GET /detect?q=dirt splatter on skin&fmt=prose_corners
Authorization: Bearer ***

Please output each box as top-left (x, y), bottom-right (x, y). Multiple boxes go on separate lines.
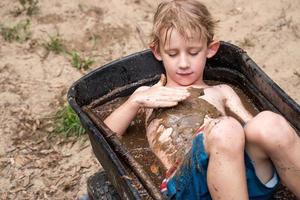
top-left (147, 87), bottom-right (222, 169)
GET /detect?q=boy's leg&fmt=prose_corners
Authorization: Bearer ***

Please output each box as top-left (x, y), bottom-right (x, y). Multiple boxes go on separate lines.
top-left (204, 116), bottom-right (248, 200)
top-left (244, 111), bottom-right (300, 198)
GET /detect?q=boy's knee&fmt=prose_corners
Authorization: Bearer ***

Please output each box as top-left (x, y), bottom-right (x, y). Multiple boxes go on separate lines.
top-left (245, 111), bottom-right (294, 151)
top-left (205, 117), bottom-right (245, 155)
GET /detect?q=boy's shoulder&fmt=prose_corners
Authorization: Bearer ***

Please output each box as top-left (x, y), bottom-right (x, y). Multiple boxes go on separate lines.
top-left (202, 83), bottom-right (237, 100)
top-left (205, 83), bottom-right (235, 92)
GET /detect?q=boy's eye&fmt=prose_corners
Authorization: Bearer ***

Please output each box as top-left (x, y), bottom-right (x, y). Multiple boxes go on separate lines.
top-left (189, 51), bottom-right (199, 56)
top-left (167, 53), bottom-right (177, 57)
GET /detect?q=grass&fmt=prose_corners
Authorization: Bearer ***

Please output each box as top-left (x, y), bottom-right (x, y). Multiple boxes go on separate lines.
top-left (54, 105), bottom-right (86, 137)
top-left (238, 37), bottom-right (255, 48)
top-left (69, 51), bottom-right (94, 70)
top-left (43, 34), bottom-right (66, 54)
top-left (0, 18), bottom-right (94, 71)
top-left (88, 32), bottom-right (100, 49)
top-left (0, 20), bottom-right (31, 42)
top-left (40, 32), bottom-right (94, 71)
top-left (12, 0), bottom-right (39, 17)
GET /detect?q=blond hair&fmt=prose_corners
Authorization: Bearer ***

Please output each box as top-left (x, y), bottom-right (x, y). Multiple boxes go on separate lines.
top-left (149, 0), bottom-right (217, 48)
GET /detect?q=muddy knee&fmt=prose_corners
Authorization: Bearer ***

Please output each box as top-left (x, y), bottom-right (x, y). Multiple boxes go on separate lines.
top-left (245, 111), bottom-right (296, 151)
top-left (205, 117), bottom-right (245, 156)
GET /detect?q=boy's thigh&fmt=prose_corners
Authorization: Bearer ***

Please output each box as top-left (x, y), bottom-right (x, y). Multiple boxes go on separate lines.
top-left (245, 141), bottom-right (274, 184)
top-left (244, 151), bottom-right (280, 199)
top-left (201, 116), bottom-right (274, 184)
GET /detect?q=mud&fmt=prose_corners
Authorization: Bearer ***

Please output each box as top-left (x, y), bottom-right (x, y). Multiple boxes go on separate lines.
top-left (93, 96), bottom-right (165, 186)
top-left (146, 87), bottom-right (222, 169)
top-left (91, 81), bottom-right (258, 186)
top-left (91, 81), bottom-right (296, 199)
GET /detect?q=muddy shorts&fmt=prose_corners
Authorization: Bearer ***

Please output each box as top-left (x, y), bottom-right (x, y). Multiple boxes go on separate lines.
top-left (160, 133), bottom-right (280, 200)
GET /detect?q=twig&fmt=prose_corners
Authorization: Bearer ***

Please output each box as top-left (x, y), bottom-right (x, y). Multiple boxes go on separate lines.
top-left (136, 25), bottom-right (147, 49)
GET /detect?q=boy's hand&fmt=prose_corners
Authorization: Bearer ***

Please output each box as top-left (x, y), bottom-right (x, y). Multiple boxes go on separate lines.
top-left (202, 115), bottom-right (221, 133)
top-left (130, 75), bottom-right (190, 108)
top-left (131, 86), bottom-right (190, 108)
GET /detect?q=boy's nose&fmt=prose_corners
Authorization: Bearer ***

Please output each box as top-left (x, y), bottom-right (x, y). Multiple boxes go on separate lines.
top-left (178, 54), bottom-right (190, 69)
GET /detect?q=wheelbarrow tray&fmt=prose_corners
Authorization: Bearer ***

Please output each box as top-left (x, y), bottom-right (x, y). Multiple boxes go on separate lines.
top-left (67, 42), bottom-right (300, 199)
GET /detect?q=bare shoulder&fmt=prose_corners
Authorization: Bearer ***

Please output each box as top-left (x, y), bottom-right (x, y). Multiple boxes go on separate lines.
top-left (203, 84), bottom-right (240, 106)
top-left (203, 84), bottom-right (235, 95)
top-left (207, 84), bottom-right (236, 95)
top-left (209, 84), bottom-right (253, 122)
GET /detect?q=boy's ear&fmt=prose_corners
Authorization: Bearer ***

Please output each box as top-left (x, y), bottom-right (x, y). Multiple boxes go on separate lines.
top-left (150, 45), bottom-right (162, 61)
top-left (206, 40), bottom-right (220, 58)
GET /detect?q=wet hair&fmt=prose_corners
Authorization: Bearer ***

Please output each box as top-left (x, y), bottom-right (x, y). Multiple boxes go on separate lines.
top-left (149, 0), bottom-right (217, 48)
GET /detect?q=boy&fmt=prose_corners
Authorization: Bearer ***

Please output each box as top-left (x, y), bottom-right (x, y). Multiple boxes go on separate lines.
top-left (104, 0), bottom-right (300, 199)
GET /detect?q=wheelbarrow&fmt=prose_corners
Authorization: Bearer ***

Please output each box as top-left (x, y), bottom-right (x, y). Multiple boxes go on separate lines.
top-left (68, 42), bottom-right (300, 199)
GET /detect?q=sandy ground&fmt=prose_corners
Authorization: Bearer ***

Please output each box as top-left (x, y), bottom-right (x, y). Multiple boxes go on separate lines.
top-left (0, 0), bottom-right (299, 199)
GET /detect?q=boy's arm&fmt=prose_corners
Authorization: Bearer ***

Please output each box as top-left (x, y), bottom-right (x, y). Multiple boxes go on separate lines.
top-left (104, 84), bottom-right (190, 136)
top-left (104, 94), bottom-right (141, 136)
top-left (220, 84), bottom-right (253, 124)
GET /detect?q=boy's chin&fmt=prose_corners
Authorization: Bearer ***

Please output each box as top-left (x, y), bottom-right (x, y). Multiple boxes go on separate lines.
top-left (168, 80), bottom-right (197, 87)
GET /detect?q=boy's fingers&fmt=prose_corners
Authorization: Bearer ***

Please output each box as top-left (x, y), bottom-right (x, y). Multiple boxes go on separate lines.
top-left (146, 100), bottom-right (178, 108)
top-left (199, 115), bottom-right (215, 134)
top-left (153, 74), bottom-right (167, 87)
top-left (134, 82), bottom-right (190, 108)
top-left (137, 97), bottom-right (180, 108)
top-left (146, 88), bottom-right (189, 100)
top-left (153, 94), bottom-right (189, 101)
top-left (204, 118), bottom-right (220, 134)
top-left (203, 115), bottom-right (214, 124)
top-left (157, 87), bottom-right (190, 95)
top-left (136, 86), bottom-right (188, 96)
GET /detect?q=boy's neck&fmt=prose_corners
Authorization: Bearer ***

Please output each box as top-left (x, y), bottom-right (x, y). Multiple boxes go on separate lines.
top-left (166, 80), bottom-right (208, 88)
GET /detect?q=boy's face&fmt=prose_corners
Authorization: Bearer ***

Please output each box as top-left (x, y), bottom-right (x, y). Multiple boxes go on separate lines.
top-left (152, 29), bottom-right (219, 87)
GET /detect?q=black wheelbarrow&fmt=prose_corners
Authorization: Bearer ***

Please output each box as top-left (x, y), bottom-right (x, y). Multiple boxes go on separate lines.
top-left (68, 42), bottom-right (300, 200)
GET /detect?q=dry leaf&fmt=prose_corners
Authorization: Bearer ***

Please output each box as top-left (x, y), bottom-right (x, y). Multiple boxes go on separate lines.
top-left (80, 161), bottom-right (91, 169)
top-left (14, 155), bottom-right (29, 168)
top-left (23, 175), bottom-right (31, 188)
top-left (40, 149), bottom-right (54, 155)
top-left (150, 164), bottom-right (159, 174)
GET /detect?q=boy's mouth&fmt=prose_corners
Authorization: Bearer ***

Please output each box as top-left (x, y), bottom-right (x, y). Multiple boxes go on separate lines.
top-left (176, 72), bottom-right (193, 76)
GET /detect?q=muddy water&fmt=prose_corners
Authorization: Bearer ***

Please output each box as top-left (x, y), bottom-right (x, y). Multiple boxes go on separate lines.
top-left (92, 81), bottom-right (259, 187)
top-left (92, 97), bottom-right (166, 186)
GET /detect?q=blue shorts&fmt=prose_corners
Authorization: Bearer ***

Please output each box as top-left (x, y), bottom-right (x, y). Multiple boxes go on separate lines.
top-left (161, 134), bottom-right (279, 200)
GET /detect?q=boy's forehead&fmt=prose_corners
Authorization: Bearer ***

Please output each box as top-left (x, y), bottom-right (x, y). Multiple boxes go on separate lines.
top-left (159, 28), bottom-right (205, 47)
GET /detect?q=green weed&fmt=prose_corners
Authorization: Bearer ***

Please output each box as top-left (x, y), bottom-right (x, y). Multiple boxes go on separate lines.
top-left (69, 51), bottom-right (94, 70)
top-left (54, 105), bottom-right (86, 137)
top-left (43, 34), bottom-right (65, 54)
top-left (0, 20), bottom-right (31, 42)
top-left (12, 0), bottom-right (39, 17)
top-left (88, 32), bottom-right (100, 49)
top-left (238, 37), bottom-right (255, 48)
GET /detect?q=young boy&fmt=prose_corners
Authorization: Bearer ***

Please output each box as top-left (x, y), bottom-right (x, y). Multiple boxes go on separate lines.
top-left (104, 0), bottom-right (300, 199)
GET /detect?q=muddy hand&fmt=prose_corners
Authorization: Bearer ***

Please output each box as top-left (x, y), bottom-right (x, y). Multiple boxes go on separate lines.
top-left (200, 115), bottom-right (221, 134)
top-left (130, 75), bottom-right (190, 108)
